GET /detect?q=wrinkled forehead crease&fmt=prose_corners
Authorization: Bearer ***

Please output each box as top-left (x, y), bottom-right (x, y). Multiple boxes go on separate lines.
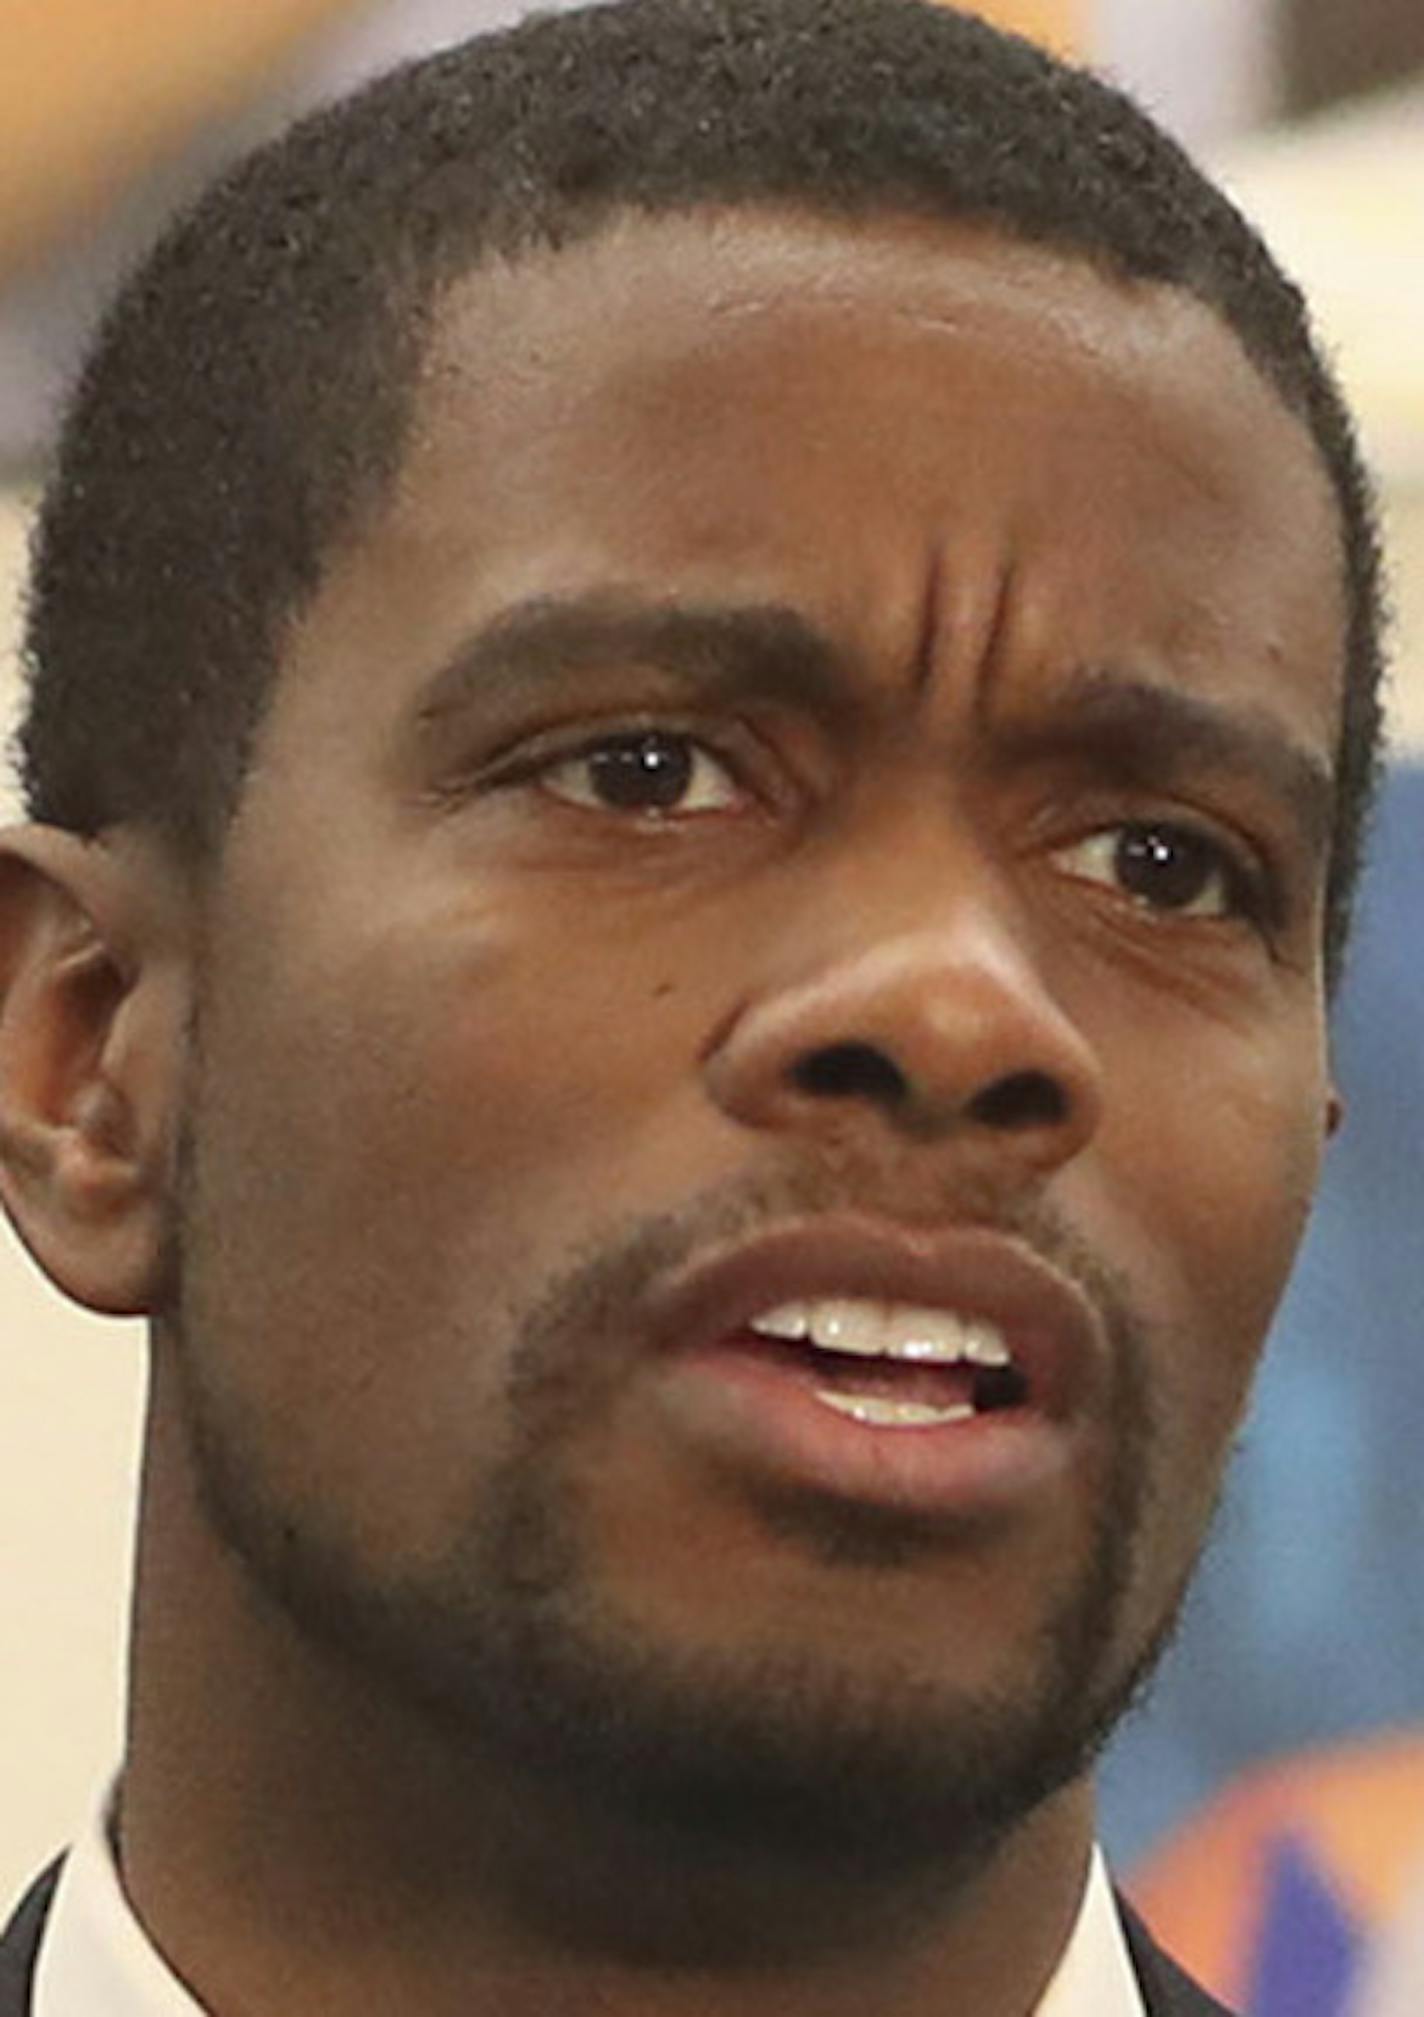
top-left (401, 209), bottom-right (1344, 602)
top-left (390, 210), bottom-right (1340, 609)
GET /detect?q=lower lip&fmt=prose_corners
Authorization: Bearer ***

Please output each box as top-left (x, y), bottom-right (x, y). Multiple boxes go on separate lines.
top-left (655, 1333), bottom-right (1079, 1521)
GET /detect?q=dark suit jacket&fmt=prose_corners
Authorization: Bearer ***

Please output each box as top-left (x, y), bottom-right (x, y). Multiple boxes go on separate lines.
top-left (0, 1865), bottom-right (58, 2017)
top-left (0, 1859), bottom-right (1232, 2015)
top-left (1121, 1898), bottom-right (1235, 2017)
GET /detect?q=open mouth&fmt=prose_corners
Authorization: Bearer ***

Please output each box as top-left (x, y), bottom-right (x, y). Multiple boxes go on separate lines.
top-left (745, 1297), bottom-right (1032, 1429)
top-left (642, 1221), bottom-right (1098, 1514)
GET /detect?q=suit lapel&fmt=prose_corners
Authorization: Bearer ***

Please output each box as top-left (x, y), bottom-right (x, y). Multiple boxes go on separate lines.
top-left (0, 1863), bottom-right (62, 2017)
top-left (1119, 1892), bottom-right (1238, 2016)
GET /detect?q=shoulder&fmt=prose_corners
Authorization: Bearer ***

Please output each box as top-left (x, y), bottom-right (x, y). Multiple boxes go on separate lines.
top-left (0, 1863), bottom-right (62, 2017)
top-left (1119, 1893), bottom-right (1239, 2017)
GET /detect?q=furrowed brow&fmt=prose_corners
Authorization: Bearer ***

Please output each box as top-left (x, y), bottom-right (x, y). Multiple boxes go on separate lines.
top-left (997, 668), bottom-right (1336, 859)
top-left (414, 593), bottom-right (855, 726)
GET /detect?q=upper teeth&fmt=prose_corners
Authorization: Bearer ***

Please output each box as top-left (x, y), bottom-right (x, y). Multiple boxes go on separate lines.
top-left (748, 1298), bottom-right (1012, 1367)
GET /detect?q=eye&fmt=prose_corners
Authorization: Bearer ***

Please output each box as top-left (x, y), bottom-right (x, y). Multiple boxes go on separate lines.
top-left (538, 731), bottom-right (742, 816)
top-left (1055, 821), bottom-right (1255, 920)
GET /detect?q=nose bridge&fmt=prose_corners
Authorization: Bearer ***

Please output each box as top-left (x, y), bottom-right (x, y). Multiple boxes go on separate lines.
top-left (703, 842), bottom-right (1104, 1172)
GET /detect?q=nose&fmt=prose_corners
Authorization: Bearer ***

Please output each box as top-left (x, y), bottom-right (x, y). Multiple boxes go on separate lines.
top-left (704, 913), bottom-right (1103, 1179)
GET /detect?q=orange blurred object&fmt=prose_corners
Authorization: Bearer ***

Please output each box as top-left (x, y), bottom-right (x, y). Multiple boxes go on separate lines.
top-left (1128, 1734), bottom-right (1424, 2011)
top-left (1, 0), bottom-right (363, 276)
top-left (936, 0), bottom-right (1082, 54)
top-left (0, 0), bottom-right (1087, 282)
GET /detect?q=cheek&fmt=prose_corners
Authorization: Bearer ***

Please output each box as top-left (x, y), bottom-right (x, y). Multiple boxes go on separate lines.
top-left (203, 884), bottom-right (697, 1189)
top-left (179, 904), bottom-right (725, 1537)
top-left (1101, 1017), bottom-right (1327, 1445)
top-left (1056, 1013), bottom-right (1328, 1639)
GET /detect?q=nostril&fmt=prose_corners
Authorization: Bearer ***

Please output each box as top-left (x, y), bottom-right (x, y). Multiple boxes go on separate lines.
top-left (792, 1041), bottom-right (909, 1107)
top-left (966, 1069), bottom-right (1069, 1132)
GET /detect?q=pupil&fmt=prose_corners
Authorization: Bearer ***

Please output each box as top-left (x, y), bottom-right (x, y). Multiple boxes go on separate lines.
top-left (588, 735), bottom-right (692, 810)
top-left (1117, 826), bottom-right (1212, 908)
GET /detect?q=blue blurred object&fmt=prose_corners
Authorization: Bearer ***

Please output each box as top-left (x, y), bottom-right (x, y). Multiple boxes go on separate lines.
top-left (1102, 761), bottom-right (1424, 1865)
top-left (1249, 1833), bottom-right (1362, 2017)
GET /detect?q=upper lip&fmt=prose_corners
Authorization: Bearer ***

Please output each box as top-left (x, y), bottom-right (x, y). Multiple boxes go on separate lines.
top-left (644, 1215), bottom-right (1109, 1419)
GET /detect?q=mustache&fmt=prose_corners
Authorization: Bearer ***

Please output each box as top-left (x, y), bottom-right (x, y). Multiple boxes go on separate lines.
top-left (507, 1158), bottom-right (1149, 1423)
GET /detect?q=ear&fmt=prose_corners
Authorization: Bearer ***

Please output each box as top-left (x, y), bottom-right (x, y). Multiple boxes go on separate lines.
top-left (0, 824), bottom-right (193, 1316)
top-left (1326, 1083), bottom-right (1344, 1140)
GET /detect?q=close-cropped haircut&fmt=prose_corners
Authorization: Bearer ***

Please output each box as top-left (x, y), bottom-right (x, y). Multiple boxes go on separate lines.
top-left (20, 0), bottom-right (1384, 978)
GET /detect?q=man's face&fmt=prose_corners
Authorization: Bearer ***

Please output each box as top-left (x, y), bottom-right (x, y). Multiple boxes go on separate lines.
top-left (165, 210), bottom-right (1342, 1863)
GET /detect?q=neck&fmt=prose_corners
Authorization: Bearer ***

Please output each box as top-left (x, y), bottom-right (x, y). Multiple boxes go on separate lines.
top-left (119, 1384), bottom-right (1100, 2017)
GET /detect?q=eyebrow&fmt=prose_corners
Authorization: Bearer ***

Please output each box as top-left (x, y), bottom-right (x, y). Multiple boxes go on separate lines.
top-left (414, 592), bottom-right (858, 728)
top-left (994, 667), bottom-right (1337, 859)
top-left (412, 593), bottom-right (1336, 854)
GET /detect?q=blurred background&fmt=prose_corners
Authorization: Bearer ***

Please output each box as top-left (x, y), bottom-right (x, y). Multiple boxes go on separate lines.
top-left (1, 4), bottom-right (1421, 2010)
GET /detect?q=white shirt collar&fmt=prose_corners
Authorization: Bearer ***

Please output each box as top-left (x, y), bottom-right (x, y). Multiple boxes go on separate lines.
top-left (33, 1796), bottom-right (202, 2017)
top-left (1038, 1846), bottom-right (1148, 2017)
top-left (35, 1789), bottom-right (1144, 2016)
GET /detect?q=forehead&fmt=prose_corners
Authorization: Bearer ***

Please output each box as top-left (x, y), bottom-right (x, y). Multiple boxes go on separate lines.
top-left (289, 206), bottom-right (1343, 763)
top-left (409, 205), bottom-right (1331, 512)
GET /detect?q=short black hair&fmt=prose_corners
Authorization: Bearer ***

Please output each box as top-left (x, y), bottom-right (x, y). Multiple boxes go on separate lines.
top-left (20, 0), bottom-right (1384, 978)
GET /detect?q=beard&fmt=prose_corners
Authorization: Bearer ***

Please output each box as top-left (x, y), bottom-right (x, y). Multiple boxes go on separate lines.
top-left (164, 1133), bottom-right (1184, 1935)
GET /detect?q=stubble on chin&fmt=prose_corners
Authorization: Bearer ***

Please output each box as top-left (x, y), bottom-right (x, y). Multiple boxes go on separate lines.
top-left (167, 1152), bottom-right (1193, 1903)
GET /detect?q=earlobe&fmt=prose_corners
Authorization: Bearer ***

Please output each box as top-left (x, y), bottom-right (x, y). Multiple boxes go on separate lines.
top-left (0, 824), bottom-right (191, 1317)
